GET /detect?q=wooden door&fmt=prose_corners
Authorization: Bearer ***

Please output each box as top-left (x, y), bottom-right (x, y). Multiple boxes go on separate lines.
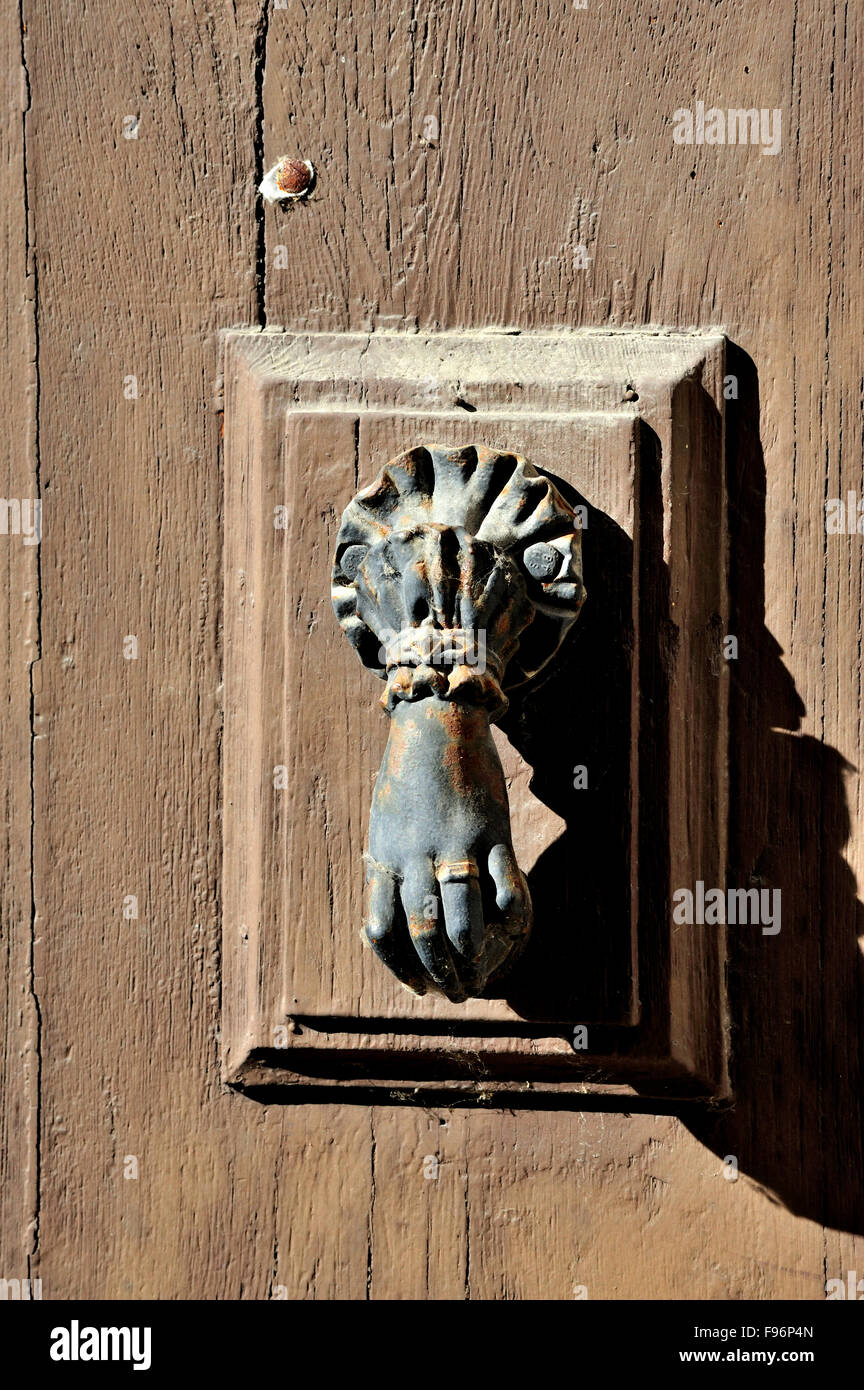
top-left (2, 0), bottom-right (863, 1302)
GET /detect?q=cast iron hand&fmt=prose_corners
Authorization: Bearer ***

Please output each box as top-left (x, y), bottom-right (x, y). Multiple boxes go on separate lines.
top-left (332, 445), bottom-right (585, 1001)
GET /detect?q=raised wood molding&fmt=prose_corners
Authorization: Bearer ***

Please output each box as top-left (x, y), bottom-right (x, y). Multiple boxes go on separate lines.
top-left (222, 329), bottom-right (730, 1103)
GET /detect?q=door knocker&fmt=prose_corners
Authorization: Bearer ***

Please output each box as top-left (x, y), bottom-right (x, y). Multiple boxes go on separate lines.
top-left (332, 444), bottom-right (585, 1001)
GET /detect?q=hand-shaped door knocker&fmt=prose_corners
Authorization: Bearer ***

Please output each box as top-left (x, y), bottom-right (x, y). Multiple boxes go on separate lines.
top-left (331, 445), bottom-right (585, 1001)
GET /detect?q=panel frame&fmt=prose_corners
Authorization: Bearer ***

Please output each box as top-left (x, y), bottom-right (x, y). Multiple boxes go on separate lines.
top-left (222, 328), bottom-right (730, 1103)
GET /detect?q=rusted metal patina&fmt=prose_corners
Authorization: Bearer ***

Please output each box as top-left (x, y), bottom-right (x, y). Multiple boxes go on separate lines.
top-left (332, 444), bottom-right (585, 1001)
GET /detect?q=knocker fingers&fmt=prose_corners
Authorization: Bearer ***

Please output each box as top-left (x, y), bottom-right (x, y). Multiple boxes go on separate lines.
top-left (437, 859), bottom-right (485, 962)
top-left (362, 855), bottom-right (428, 995)
top-left (487, 843), bottom-right (532, 943)
top-left (399, 858), bottom-right (464, 1000)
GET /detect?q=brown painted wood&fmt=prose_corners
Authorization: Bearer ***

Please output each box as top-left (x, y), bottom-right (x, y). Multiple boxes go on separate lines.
top-left (0, 0), bottom-right (40, 1293)
top-left (1, 0), bottom-right (862, 1301)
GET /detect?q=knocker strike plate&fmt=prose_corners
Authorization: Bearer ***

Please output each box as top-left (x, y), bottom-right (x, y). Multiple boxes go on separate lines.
top-left (221, 329), bottom-right (729, 1104)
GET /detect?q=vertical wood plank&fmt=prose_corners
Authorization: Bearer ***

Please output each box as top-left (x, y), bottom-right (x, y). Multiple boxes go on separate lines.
top-left (24, 0), bottom-right (281, 1298)
top-left (0, 0), bottom-right (40, 1288)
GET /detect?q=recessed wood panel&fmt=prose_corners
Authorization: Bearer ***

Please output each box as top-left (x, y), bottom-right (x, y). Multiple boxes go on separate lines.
top-left (223, 329), bottom-right (729, 1100)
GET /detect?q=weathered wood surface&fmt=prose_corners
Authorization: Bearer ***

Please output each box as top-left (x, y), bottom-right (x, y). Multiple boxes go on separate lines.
top-left (1, 0), bottom-right (861, 1298)
top-left (1, 0), bottom-right (39, 1290)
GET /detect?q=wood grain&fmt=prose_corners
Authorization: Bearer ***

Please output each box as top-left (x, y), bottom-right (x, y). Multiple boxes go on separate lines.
top-left (1, 0), bottom-right (861, 1300)
top-left (0, 0), bottom-right (40, 1291)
